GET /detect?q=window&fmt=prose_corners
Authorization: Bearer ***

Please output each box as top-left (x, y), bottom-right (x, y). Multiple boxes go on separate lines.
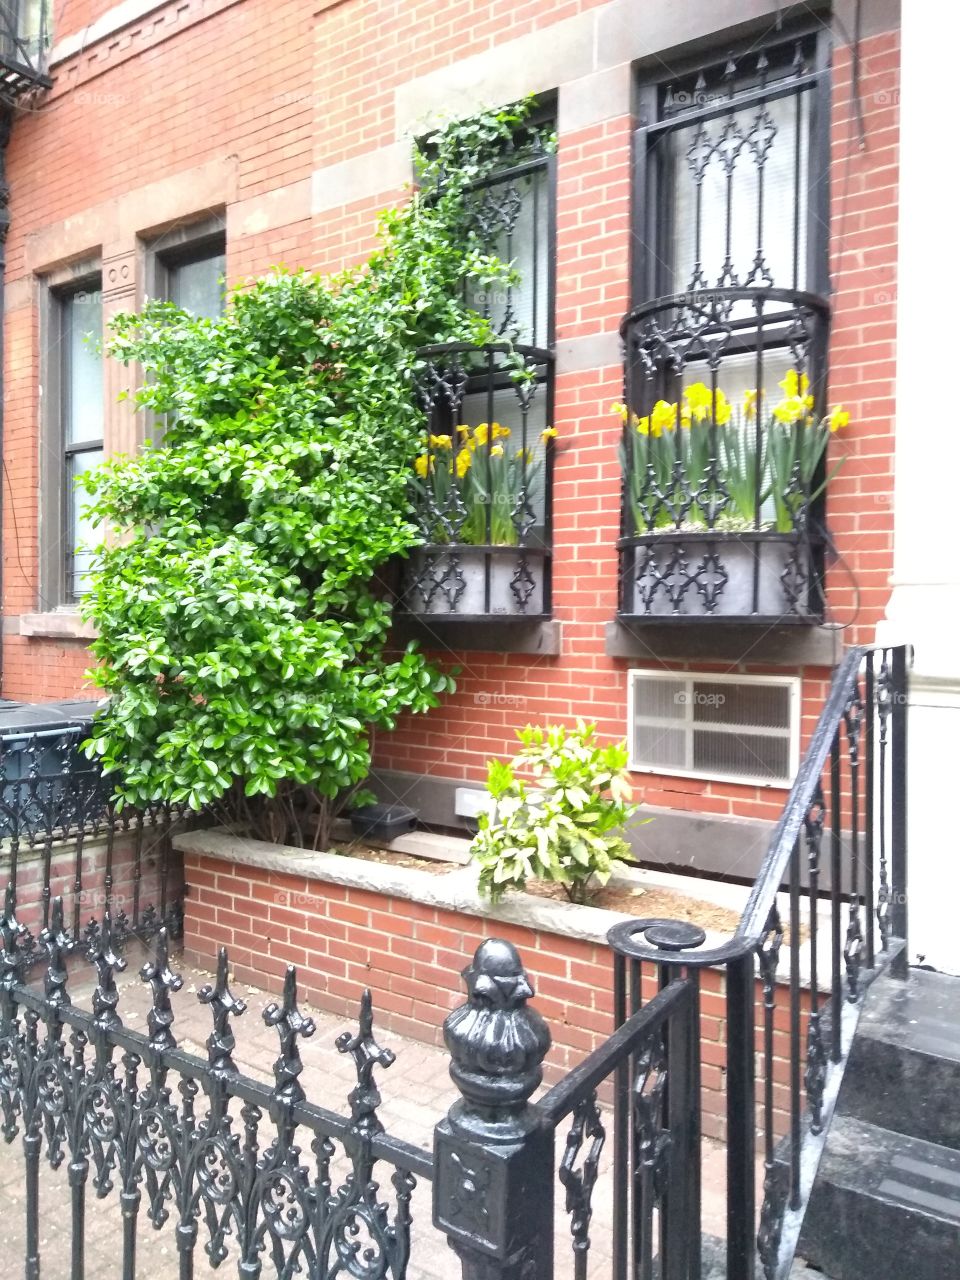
top-left (619, 31), bottom-right (832, 622)
top-left (58, 282), bottom-right (104, 604)
top-left (462, 120), bottom-right (554, 349)
top-left (159, 234), bottom-right (226, 319)
top-left (628, 670), bottom-right (800, 787)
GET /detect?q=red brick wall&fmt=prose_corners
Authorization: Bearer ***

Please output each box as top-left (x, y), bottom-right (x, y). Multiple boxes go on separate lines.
top-left (3, 827), bottom-right (183, 940)
top-left (183, 850), bottom-right (811, 1141)
top-left (1, 2), bottom-right (900, 831)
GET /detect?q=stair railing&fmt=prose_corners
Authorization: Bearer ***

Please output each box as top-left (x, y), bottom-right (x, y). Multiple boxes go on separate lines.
top-left (608, 644), bottom-right (910, 1280)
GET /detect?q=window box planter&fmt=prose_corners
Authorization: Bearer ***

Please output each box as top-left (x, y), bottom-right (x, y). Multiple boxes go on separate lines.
top-left (398, 343), bottom-right (554, 622)
top-left (617, 288), bottom-right (834, 625)
top-left (404, 544), bottom-right (547, 617)
top-left (620, 531), bottom-right (820, 621)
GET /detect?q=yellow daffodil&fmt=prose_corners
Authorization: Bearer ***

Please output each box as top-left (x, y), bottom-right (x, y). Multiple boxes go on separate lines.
top-left (683, 381), bottom-right (713, 422)
top-left (635, 415), bottom-right (650, 436)
top-left (429, 433), bottom-right (452, 450)
top-left (414, 454), bottom-right (432, 478)
top-left (455, 447), bottom-right (472, 477)
top-left (541, 426), bottom-right (558, 442)
top-left (828, 406), bottom-right (850, 432)
top-left (772, 397), bottom-right (806, 425)
top-left (456, 424), bottom-right (471, 437)
top-left (714, 389), bottom-right (732, 425)
top-left (492, 423), bottom-right (511, 439)
top-left (611, 401), bottom-right (629, 422)
top-left (779, 370), bottom-right (814, 412)
top-left (650, 400), bottom-right (677, 436)
top-left (743, 388), bottom-right (760, 419)
top-left (474, 423), bottom-right (490, 446)
top-left (490, 444), bottom-right (504, 458)
top-left (680, 402), bottom-right (693, 428)
top-left (515, 447), bottom-right (534, 465)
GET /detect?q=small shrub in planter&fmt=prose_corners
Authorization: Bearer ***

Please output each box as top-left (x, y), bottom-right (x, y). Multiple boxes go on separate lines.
top-left (470, 722), bottom-right (637, 905)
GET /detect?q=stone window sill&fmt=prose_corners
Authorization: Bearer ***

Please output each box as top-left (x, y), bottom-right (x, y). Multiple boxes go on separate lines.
top-left (19, 612), bottom-right (98, 641)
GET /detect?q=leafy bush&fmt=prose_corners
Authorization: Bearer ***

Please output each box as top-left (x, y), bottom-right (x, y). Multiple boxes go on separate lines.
top-left (470, 722), bottom-right (637, 905)
top-left (80, 101), bottom-right (549, 850)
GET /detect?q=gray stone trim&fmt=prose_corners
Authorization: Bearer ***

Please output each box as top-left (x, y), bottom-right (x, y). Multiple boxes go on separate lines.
top-left (49, 0), bottom-right (169, 65)
top-left (394, 0), bottom-right (793, 138)
top-left (175, 827), bottom-right (631, 947)
top-left (605, 621), bottom-right (844, 668)
top-left (555, 330), bottom-right (622, 375)
top-left (391, 617), bottom-right (562, 656)
top-left (174, 826), bottom-right (824, 986)
top-left (310, 143), bottom-right (410, 216)
top-left (18, 612), bottom-right (97, 640)
top-left (557, 62), bottom-right (632, 134)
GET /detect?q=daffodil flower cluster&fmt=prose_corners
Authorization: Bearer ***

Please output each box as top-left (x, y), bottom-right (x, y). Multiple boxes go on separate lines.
top-left (412, 420), bottom-right (556, 546)
top-left (616, 372), bottom-right (850, 534)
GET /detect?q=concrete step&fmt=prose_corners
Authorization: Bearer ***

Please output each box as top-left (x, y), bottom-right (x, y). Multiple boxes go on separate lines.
top-left (798, 1113), bottom-right (960, 1280)
top-left (838, 967), bottom-right (960, 1149)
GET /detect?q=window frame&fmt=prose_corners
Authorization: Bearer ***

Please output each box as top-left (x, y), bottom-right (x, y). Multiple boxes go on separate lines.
top-left (626, 668), bottom-right (802, 788)
top-left (143, 216), bottom-right (226, 313)
top-left (39, 270), bottom-right (104, 611)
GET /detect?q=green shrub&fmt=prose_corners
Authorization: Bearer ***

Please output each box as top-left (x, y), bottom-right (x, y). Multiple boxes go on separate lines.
top-left (79, 101), bottom-right (551, 851)
top-left (470, 722), bottom-right (638, 905)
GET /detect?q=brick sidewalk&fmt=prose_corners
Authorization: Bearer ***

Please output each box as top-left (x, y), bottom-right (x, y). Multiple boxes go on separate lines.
top-left (0, 944), bottom-right (821, 1279)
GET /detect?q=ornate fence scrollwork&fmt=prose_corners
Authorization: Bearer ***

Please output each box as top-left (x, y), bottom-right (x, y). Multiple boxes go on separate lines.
top-left (0, 897), bottom-right (426, 1280)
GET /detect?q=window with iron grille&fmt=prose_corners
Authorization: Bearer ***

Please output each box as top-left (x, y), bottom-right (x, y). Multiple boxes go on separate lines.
top-left (402, 119), bottom-right (556, 621)
top-left (620, 30), bottom-right (832, 623)
top-left (628, 669), bottom-right (800, 787)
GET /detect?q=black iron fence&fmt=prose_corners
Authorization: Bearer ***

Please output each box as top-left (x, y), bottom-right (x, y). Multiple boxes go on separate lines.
top-left (0, 644), bottom-right (911, 1280)
top-left (0, 725), bottom-right (184, 961)
top-left (609, 643), bottom-right (910, 1280)
top-left (0, 907), bottom-right (700, 1280)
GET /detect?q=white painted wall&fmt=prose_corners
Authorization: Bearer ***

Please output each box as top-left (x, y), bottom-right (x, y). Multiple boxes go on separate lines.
top-left (880, 1), bottom-right (960, 973)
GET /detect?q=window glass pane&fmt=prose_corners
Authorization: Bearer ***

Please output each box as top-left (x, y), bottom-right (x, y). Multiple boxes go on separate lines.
top-left (65, 290), bottom-right (102, 447)
top-left (465, 165), bottom-right (550, 347)
top-left (664, 91), bottom-right (809, 297)
top-left (67, 449), bottom-right (103, 600)
top-left (171, 251), bottom-right (225, 318)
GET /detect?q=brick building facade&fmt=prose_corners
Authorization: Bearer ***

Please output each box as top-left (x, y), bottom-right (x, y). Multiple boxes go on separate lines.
top-left (0, 0), bottom-right (901, 879)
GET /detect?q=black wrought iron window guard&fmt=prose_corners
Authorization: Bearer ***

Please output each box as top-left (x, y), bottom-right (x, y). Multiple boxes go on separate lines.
top-left (399, 341), bottom-right (555, 620)
top-left (620, 31), bottom-right (833, 624)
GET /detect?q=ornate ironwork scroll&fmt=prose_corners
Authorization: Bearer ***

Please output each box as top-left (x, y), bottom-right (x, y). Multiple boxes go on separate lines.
top-left (0, 897), bottom-right (421, 1280)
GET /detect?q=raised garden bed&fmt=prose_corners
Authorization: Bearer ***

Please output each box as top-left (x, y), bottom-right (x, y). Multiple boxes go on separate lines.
top-left (175, 826), bottom-right (817, 1143)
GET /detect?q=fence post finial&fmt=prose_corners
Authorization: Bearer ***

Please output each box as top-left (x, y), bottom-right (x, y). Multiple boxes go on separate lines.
top-left (433, 938), bottom-right (554, 1280)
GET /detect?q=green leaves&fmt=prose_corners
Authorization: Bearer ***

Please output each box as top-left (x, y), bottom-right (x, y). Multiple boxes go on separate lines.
top-left (79, 102), bottom-right (542, 849)
top-left (470, 720), bottom-right (637, 905)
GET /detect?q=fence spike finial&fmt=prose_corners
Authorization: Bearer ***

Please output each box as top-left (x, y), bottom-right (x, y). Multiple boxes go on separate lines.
top-left (336, 988), bottom-right (395, 1132)
top-left (198, 946), bottom-right (246, 1075)
top-left (87, 908), bottom-right (127, 1034)
top-left (263, 965), bottom-right (315, 1108)
top-left (41, 896), bottom-right (73, 1009)
top-left (141, 926), bottom-right (183, 1053)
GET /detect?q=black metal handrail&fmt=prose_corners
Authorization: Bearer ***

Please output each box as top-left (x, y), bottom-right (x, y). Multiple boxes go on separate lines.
top-left (609, 642), bottom-right (911, 1280)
